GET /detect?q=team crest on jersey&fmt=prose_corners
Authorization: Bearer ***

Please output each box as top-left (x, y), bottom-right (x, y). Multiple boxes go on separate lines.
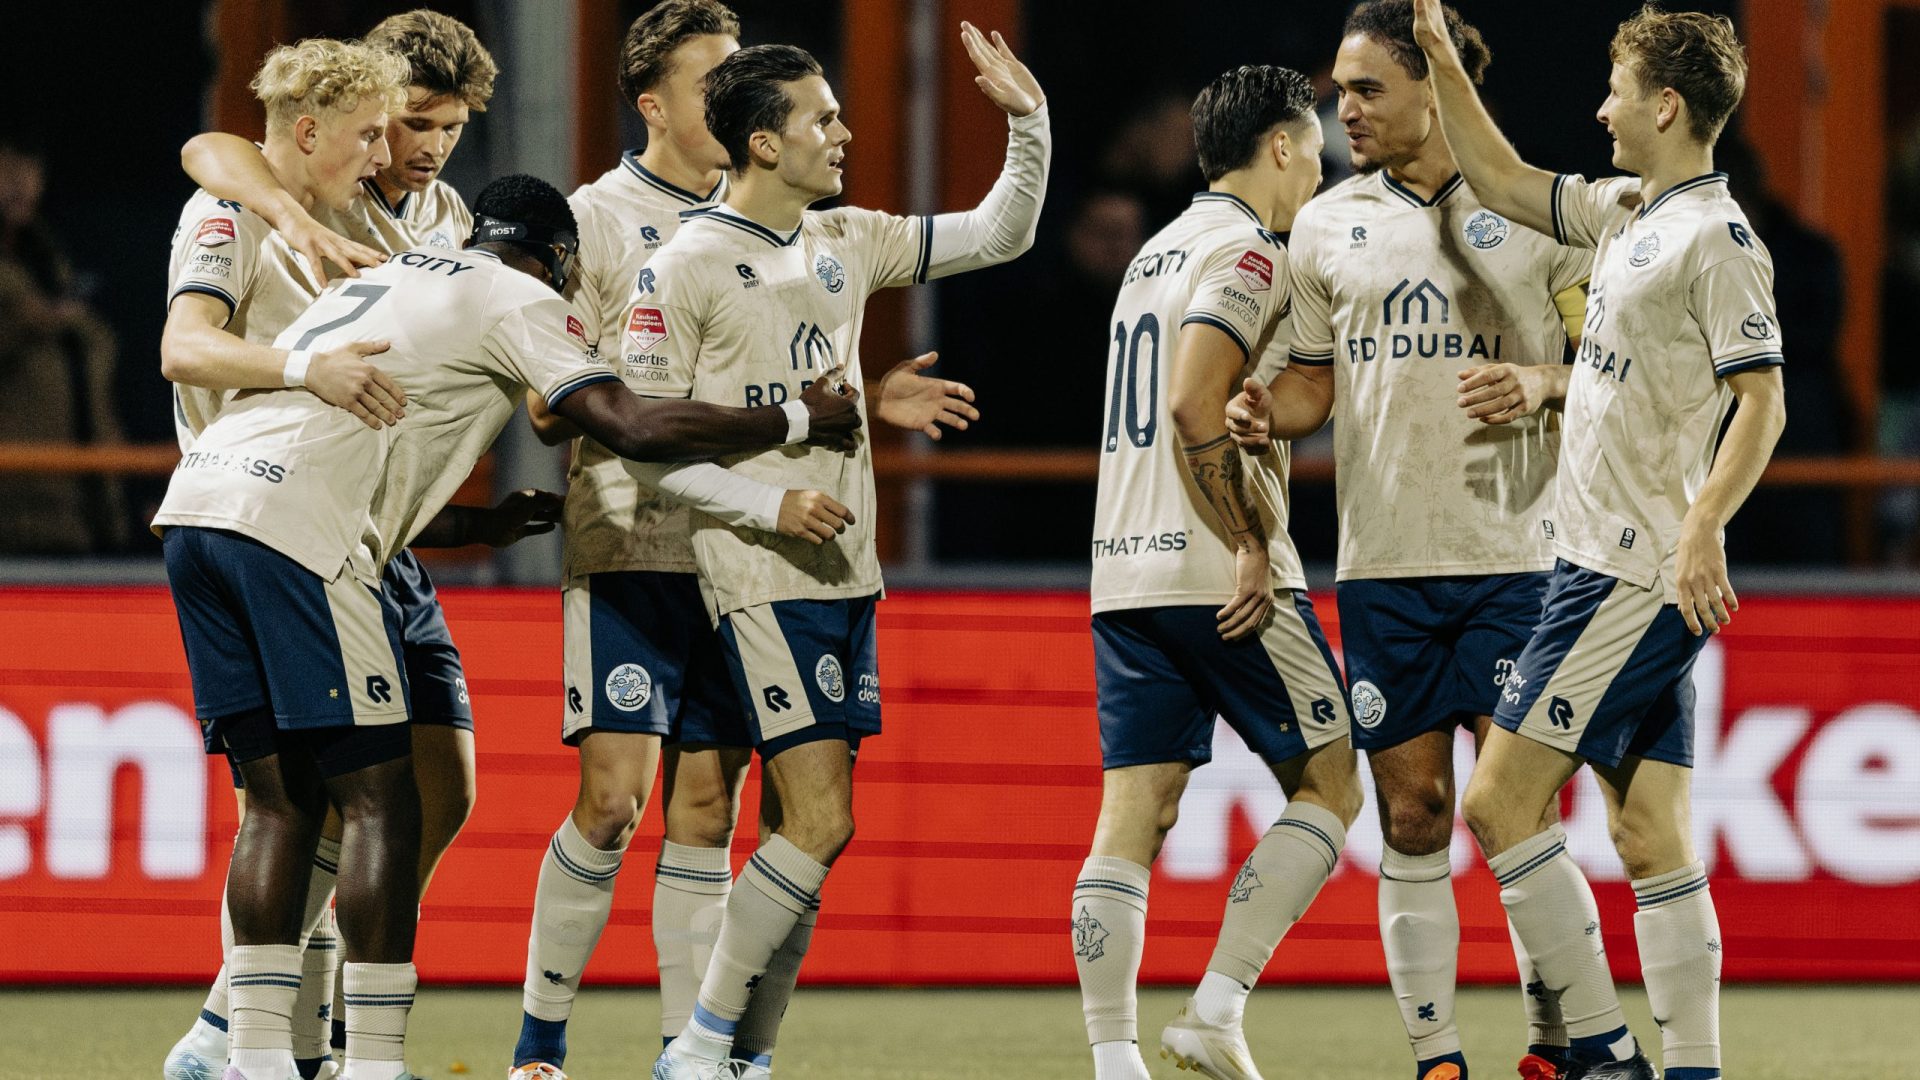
top-left (1350, 680), bottom-right (1386, 730)
top-left (1234, 250), bottom-right (1273, 292)
top-left (627, 306), bottom-right (668, 351)
top-left (1741, 312), bottom-right (1776, 340)
top-left (605, 662), bottom-right (653, 712)
top-left (814, 654), bottom-right (846, 703)
top-left (814, 253), bottom-right (846, 294)
top-left (194, 218), bottom-right (237, 247)
top-left (566, 315), bottom-right (587, 343)
top-left (1628, 231), bottom-right (1663, 267)
top-left (1464, 210), bottom-right (1509, 250)
top-left (428, 230), bottom-right (454, 249)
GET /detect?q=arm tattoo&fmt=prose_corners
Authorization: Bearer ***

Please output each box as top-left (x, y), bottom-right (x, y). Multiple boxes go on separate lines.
top-left (1184, 434), bottom-right (1266, 549)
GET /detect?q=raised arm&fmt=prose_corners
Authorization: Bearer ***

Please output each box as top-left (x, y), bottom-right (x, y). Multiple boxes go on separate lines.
top-left (920, 23), bottom-right (1051, 278)
top-left (1225, 364), bottom-right (1336, 452)
top-left (1170, 323), bottom-right (1273, 641)
top-left (160, 292), bottom-right (406, 429)
top-left (550, 375), bottom-right (861, 462)
top-left (1411, 0), bottom-right (1558, 236)
top-left (1674, 367), bottom-right (1786, 635)
top-left (182, 132), bottom-right (385, 281)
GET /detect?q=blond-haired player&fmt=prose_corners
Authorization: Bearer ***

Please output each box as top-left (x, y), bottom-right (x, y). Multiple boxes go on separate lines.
top-left (155, 38), bottom-right (411, 1080)
top-left (1414, 1), bottom-right (1787, 1077)
top-left (1069, 65), bottom-right (1362, 1080)
top-left (641, 29), bottom-right (1048, 1077)
top-left (163, 17), bottom-right (526, 1079)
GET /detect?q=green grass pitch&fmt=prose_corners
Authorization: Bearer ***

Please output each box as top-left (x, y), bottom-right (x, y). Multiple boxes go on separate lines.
top-left (3, 984), bottom-right (1913, 1078)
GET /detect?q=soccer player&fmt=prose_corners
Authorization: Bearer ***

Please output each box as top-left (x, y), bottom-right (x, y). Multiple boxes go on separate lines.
top-left (642, 28), bottom-right (1049, 1078)
top-left (1073, 65), bottom-right (1361, 1080)
top-left (1413, 1), bottom-right (1786, 1077)
top-left (1221, 5), bottom-right (1591, 1076)
top-left (164, 16), bottom-right (519, 1078)
top-left (152, 172), bottom-right (862, 1080)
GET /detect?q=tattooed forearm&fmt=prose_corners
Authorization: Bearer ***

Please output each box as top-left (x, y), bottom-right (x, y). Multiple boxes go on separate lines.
top-left (1185, 433), bottom-right (1266, 549)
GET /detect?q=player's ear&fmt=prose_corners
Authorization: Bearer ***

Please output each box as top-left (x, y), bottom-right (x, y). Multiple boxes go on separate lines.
top-left (636, 91), bottom-right (665, 129)
top-left (1270, 127), bottom-right (1293, 170)
top-left (1656, 87), bottom-right (1683, 134)
top-left (293, 114), bottom-right (320, 155)
top-left (748, 129), bottom-right (779, 169)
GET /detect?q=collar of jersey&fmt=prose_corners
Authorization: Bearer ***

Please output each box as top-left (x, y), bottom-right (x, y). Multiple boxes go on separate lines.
top-left (363, 177), bottom-right (411, 219)
top-left (1380, 171), bottom-right (1464, 209)
top-left (685, 203), bottom-right (802, 247)
top-left (621, 152), bottom-right (724, 206)
top-left (1191, 191), bottom-right (1261, 225)
top-left (1636, 171), bottom-right (1729, 219)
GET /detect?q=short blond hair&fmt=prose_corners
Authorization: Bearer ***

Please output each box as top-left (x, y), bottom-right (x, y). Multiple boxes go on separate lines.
top-left (365, 10), bottom-right (498, 111)
top-left (1610, 4), bottom-right (1748, 144)
top-left (252, 38), bottom-right (410, 133)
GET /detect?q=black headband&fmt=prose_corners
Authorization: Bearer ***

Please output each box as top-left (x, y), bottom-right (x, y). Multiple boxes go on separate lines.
top-left (468, 215), bottom-right (580, 290)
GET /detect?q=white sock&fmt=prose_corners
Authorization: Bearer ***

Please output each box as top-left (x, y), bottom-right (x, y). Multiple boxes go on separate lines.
top-left (1488, 826), bottom-right (1633, 1061)
top-left (654, 840), bottom-right (731, 1040)
top-left (732, 895), bottom-right (819, 1062)
top-left (293, 904), bottom-right (340, 1062)
top-left (1510, 916), bottom-right (1569, 1051)
top-left (1634, 862), bottom-right (1721, 1078)
top-left (1379, 846), bottom-right (1463, 1061)
top-left (342, 961), bottom-right (416, 1077)
top-left (201, 884), bottom-right (236, 1028)
top-left (522, 816), bottom-right (626, 1023)
top-left (227, 943), bottom-right (301, 1078)
top-left (1192, 970), bottom-right (1248, 1028)
top-left (1205, 802), bottom-right (1346, 990)
top-left (681, 836), bottom-right (828, 1060)
top-left (1073, 855), bottom-right (1150, 1046)
top-left (1092, 1038), bottom-right (1152, 1080)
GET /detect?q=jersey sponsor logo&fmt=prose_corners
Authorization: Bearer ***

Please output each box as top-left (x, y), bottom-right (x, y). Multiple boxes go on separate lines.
top-left (1219, 285), bottom-right (1262, 323)
top-left (1383, 278), bottom-right (1449, 325)
top-left (1350, 225), bottom-right (1368, 248)
top-left (1464, 210), bottom-right (1509, 250)
top-left (194, 218), bottom-right (237, 247)
top-left (627, 306), bottom-right (668, 351)
top-left (176, 449), bottom-right (289, 484)
top-left (1577, 336), bottom-right (1634, 382)
top-left (637, 268), bottom-right (657, 295)
top-left (1628, 231), bottom-right (1663, 267)
top-left (1310, 698), bottom-right (1337, 726)
top-left (736, 263), bottom-right (760, 288)
top-left (1547, 695), bottom-right (1576, 730)
top-left (1727, 221), bottom-right (1753, 249)
top-left (1741, 312), bottom-right (1776, 340)
top-left (815, 654), bottom-right (846, 703)
top-left (365, 675), bottom-right (393, 704)
top-left (641, 225), bottom-right (662, 248)
top-left (566, 314), bottom-right (587, 343)
top-left (1123, 247), bottom-right (1189, 285)
top-left (1090, 531), bottom-right (1189, 558)
top-left (1493, 657), bottom-right (1518, 690)
top-left (1351, 680), bottom-right (1386, 730)
top-left (604, 662), bottom-right (653, 712)
top-left (1235, 250), bottom-right (1273, 291)
top-left (1348, 278), bottom-right (1503, 364)
top-left (761, 684), bottom-right (792, 713)
top-left (814, 253), bottom-right (846, 294)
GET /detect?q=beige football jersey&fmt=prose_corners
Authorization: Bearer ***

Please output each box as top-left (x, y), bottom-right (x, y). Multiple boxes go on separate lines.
top-left (1288, 171), bottom-right (1592, 580)
top-left (1546, 171), bottom-right (1782, 598)
top-left (560, 154), bottom-right (723, 578)
top-left (636, 204), bottom-right (931, 616)
top-left (1090, 193), bottom-right (1307, 613)
top-left (164, 191), bottom-right (323, 449)
top-left (154, 246), bottom-right (616, 584)
top-left (315, 177), bottom-right (472, 256)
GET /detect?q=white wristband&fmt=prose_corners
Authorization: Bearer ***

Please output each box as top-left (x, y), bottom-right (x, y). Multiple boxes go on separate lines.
top-left (780, 399), bottom-right (810, 444)
top-left (282, 350), bottom-right (313, 388)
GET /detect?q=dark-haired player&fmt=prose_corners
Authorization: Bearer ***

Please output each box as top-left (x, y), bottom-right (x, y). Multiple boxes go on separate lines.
top-left (643, 26), bottom-right (1049, 1078)
top-left (1224, 5), bottom-right (1591, 1076)
top-left (1416, 1), bottom-right (1786, 1076)
top-left (153, 173), bottom-right (861, 1080)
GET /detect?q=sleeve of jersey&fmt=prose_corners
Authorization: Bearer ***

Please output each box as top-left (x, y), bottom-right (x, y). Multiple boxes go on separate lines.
top-left (1180, 240), bottom-right (1287, 362)
top-left (1688, 254), bottom-right (1785, 378)
top-left (622, 460), bottom-right (784, 533)
top-left (1548, 173), bottom-right (1632, 250)
top-left (1284, 230), bottom-right (1335, 367)
top-left (1546, 242), bottom-right (1595, 297)
top-left (484, 293), bottom-right (621, 407)
top-left (920, 105), bottom-right (1052, 283)
top-left (168, 208), bottom-right (262, 325)
top-left (617, 280), bottom-right (702, 400)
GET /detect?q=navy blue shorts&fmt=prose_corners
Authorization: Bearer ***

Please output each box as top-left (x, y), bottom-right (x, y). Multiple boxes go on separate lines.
top-left (1493, 560), bottom-right (1704, 768)
top-left (562, 571), bottom-right (749, 747)
top-left (383, 549), bottom-right (472, 730)
top-left (1336, 571), bottom-right (1550, 750)
top-left (717, 593), bottom-right (880, 758)
top-left (213, 705), bottom-right (413, 779)
top-left (1092, 594), bottom-right (1351, 770)
top-left (164, 527), bottom-right (411, 737)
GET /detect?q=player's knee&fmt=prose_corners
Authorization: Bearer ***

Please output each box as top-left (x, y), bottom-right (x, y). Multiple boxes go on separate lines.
top-left (1322, 769), bottom-right (1366, 830)
top-left (665, 784), bottom-right (740, 849)
top-left (575, 786), bottom-right (643, 849)
top-left (1459, 776), bottom-right (1507, 852)
top-left (784, 804), bottom-right (855, 863)
top-left (1380, 789), bottom-right (1454, 855)
top-left (1608, 807), bottom-right (1686, 880)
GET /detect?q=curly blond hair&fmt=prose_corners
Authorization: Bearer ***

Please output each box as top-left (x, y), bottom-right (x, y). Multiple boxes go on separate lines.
top-left (365, 10), bottom-right (498, 112)
top-left (251, 38), bottom-right (410, 133)
top-left (1610, 4), bottom-right (1748, 144)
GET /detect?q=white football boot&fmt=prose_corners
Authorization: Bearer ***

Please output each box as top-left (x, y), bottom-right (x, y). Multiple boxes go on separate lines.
top-left (1159, 997), bottom-right (1265, 1080)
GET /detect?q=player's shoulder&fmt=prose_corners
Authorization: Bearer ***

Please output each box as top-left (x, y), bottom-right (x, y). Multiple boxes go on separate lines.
top-left (806, 204), bottom-right (881, 240)
top-left (1675, 183), bottom-right (1769, 267)
top-left (1289, 176), bottom-right (1371, 245)
top-left (426, 178), bottom-right (472, 221)
top-left (1562, 173), bottom-right (1643, 217)
top-left (176, 190), bottom-right (271, 245)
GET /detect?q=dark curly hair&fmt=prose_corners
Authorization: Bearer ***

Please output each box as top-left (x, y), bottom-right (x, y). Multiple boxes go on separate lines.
top-left (1345, 0), bottom-right (1492, 85)
top-left (472, 174), bottom-right (578, 238)
top-left (1192, 65), bottom-right (1318, 182)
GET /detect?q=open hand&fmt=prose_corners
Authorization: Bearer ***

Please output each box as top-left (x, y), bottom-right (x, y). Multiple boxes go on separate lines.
top-left (1457, 363), bottom-right (1551, 425)
top-left (1217, 540), bottom-right (1274, 641)
top-left (307, 340), bottom-right (405, 429)
top-left (1411, 0), bottom-right (1455, 58)
top-left (961, 21), bottom-right (1044, 117)
top-left (471, 489), bottom-right (565, 547)
top-left (779, 489), bottom-right (855, 545)
top-left (1675, 515), bottom-right (1737, 635)
top-left (284, 211), bottom-right (385, 288)
top-left (876, 352), bottom-right (979, 440)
